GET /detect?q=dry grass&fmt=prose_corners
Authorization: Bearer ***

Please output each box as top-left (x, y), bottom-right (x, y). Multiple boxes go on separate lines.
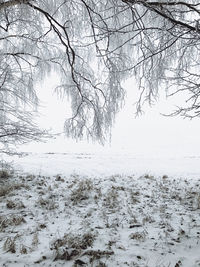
top-left (3, 236), bottom-right (18, 253)
top-left (103, 187), bottom-right (119, 209)
top-left (0, 185), bottom-right (12, 197)
top-left (0, 161), bottom-right (14, 180)
top-left (51, 232), bottom-right (96, 262)
top-left (37, 197), bottom-right (58, 210)
top-left (129, 230), bottom-right (147, 241)
top-left (0, 183), bottom-right (29, 197)
top-left (70, 179), bottom-right (94, 205)
top-left (0, 214), bottom-right (26, 231)
top-left (52, 232), bottom-right (96, 251)
top-left (6, 200), bottom-right (25, 209)
top-left (0, 170), bottom-right (11, 179)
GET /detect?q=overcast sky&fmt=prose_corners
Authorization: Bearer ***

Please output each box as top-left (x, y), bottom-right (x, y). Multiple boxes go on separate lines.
top-left (21, 76), bottom-right (200, 157)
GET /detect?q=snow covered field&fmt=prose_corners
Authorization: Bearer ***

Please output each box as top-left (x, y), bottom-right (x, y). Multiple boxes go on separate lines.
top-left (0, 152), bottom-right (200, 266)
top-left (6, 151), bottom-right (200, 179)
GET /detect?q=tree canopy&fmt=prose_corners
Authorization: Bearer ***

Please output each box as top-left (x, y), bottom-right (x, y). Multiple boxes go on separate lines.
top-left (0, 0), bottom-right (199, 145)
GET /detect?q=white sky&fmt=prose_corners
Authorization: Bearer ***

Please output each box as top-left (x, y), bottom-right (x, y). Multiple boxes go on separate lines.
top-left (21, 76), bottom-right (200, 157)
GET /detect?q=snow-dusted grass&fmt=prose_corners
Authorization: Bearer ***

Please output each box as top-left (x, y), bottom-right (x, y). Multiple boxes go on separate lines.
top-left (0, 166), bottom-right (200, 266)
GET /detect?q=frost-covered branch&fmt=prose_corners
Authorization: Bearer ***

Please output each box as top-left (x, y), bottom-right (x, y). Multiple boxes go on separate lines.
top-left (0, 0), bottom-right (30, 10)
top-left (0, 0), bottom-right (199, 145)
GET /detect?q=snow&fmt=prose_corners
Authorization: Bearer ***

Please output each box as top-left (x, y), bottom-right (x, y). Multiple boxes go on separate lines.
top-left (6, 151), bottom-right (200, 179)
top-left (0, 152), bottom-right (200, 267)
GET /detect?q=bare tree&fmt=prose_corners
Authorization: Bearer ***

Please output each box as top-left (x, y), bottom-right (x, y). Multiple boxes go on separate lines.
top-left (0, 0), bottom-right (199, 145)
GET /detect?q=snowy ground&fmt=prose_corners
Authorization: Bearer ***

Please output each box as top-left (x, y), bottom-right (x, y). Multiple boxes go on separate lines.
top-left (5, 151), bottom-right (200, 179)
top-left (0, 152), bottom-right (200, 266)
